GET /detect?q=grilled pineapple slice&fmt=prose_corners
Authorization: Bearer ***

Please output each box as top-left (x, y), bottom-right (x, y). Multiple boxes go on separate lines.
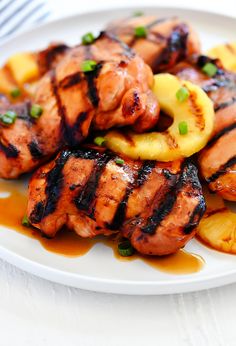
top-left (104, 74), bottom-right (214, 161)
top-left (207, 42), bottom-right (236, 72)
top-left (197, 210), bottom-right (236, 254)
top-left (7, 53), bottom-right (39, 84)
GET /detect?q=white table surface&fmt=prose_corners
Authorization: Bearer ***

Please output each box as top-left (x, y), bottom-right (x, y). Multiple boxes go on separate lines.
top-left (1, 1), bottom-right (236, 345)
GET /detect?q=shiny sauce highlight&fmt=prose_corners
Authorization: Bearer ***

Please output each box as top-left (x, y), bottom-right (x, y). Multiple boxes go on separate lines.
top-left (0, 179), bottom-right (204, 274)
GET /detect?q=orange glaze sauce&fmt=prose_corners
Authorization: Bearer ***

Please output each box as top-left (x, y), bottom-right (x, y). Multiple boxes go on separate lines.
top-left (0, 179), bottom-right (204, 274)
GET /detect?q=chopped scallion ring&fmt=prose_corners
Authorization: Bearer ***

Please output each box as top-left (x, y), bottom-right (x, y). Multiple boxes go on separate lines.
top-left (202, 62), bottom-right (218, 77)
top-left (178, 121), bottom-right (188, 135)
top-left (30, 104), bottom-right (43, 119)
top-left (81, 60), bottom-right (97, 72)
top-left (82, 32), bottom-right (95, 45)
top-left (134, 26), bottom-right (147, 38)
top-left (0, 110), bottom-right (17, 126)
top-left (22, 215), bottom-right (30, 227)
top-left (10, 87), bottom-right (21, 98)
top-left (118, 240), bottom-right (135, 257)
top-left (94, 136), bottom-right (106, 146)
top-left (115, 158), bottom-right (124, 165)
top-left (133, 11), bottom-right (144, 16)
top-left (176, 87), bottom-right (189, 102)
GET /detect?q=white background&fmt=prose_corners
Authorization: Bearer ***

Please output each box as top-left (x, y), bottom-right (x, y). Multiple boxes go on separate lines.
top-left (1, 0), bottom-right (236, 345)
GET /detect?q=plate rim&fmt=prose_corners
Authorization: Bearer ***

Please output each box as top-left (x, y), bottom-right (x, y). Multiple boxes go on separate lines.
top-left (0, 6), bottom-right (236, 295)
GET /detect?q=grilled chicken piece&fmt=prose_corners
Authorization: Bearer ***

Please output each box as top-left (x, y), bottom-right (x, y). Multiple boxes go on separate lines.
top-left (170, 55), bottom-right (236, 201)
top-left (0, 32), bottom-right (159, 179)
top-left (27, 147), bottom-right (205, 256)
top-left (106, 15), bottom-right (200, 73)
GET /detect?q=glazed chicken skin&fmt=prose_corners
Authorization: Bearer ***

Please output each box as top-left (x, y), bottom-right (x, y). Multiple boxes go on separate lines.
top-left (27, 147), bottom-right (205, 256)
top-left (106, 15), bottom-right (200, 73)
top-left (170, 56), bottom-right (236, 201)
top-left (0, 32), bottom-right (159, 179)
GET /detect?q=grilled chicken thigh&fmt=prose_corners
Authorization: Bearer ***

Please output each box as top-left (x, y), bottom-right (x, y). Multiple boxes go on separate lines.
top-left (0, 32), bottom-right (159, 179)
top-left (28, 147), bottom-right (205, 256)
top-left (106, 15), bottom-right (200, 73)
top-left (170, 56), bottom-right (236, 201)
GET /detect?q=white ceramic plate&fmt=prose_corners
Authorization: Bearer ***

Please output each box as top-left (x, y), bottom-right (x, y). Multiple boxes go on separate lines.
top-left (0, 6), bottom-right (236, 295)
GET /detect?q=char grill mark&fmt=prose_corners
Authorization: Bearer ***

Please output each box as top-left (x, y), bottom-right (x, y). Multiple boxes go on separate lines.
top-left (100, 31), bottom-right (135, 58)
top-left (59, 72), bottom-right (82, 89)
top-left (38, 44), bottom-right (69, 74)
top-left (214, 97), bottom-right (236, 111)
top-left (50, 69), bottom-right (67, 143)
top-left (136, 161), bottom-right (156, 187)
top-left (182, 163), bottom-right (206, 234)
top-left (85, 62), bottom-right (103, 107)
top-left (28, 140), bottom-right (43, 159)
top-left (141, 161), bottom-right (198, 235)
top-left (184, 197), bottom-right (206, 234)
top-left (206, 123), bottom-right (236, 149)
top-left (206, 155), bottom-right (236, 183)
top-left (29, 150), bottom-right (71, 224)
top-left (146, 17), bottom-right (171, 29)
top-left (74, 151), bottom-right (113, 218)
top-left (29, 201), bottom-right (45, 224)
top-left (152, 23), bottom-right (189, 71)
top-left (0, 142), bottom-right (19, 158)
top-left (43, 150), bottom-right (71, 218)
top-left (109, 161), bottom-right (156, 230)
top-left (67, 111), bottom-right (89, 146)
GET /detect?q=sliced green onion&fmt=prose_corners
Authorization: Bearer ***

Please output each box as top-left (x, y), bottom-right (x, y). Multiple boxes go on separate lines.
top-left (134, 26), bottom-right (147, 38)
top-left (30, 104), bottom-right (43, 119)
top-left (118, 240), bottom-right (135, 257)
top-left (22, 215), bottom-right (30, 227)
top-left (81, 60), bottom-right (97, 72)
top-left (133, 11), bottom-right (144, 16)
top-left (10, 87), bottom-right (21, 98)
top-left (178, 121), bottom-right (188, 135)
top-left (202, 62), bottom-right (217, 77)
top-left (0, 110), bottom-right (17, 126)
top-left (82, 32), bottom-right (95, 45)
top-left (94, 136), bottom-right (106, 146)
top-left (115, 158), bottom-right (124, 165)
top-left (176, 87), bottom-right (190, 103)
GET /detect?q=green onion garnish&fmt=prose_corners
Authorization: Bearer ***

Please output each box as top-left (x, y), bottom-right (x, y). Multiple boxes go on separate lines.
top-left (81, 60), bottom-right (97, 72)
top-left (115, 158), bottom-right (124, 165)
top-left (202, 62), bottom-right (217, 77)
top-left (94, 136), bottom-right (106, 146)
top-left (176, 87), bottom-right (190, 103)
top-left (178, 121), bottom-right (188, 135)
top-left (118, 240), bottom-right (135, 257)
top-left (10, 87), bottom-right (21, 98)
top-left (134, 26), bottom-right (147, 38)
top-left (82, 32), bottom-right (95, 45)
top-left (30, 104), bottom-right (43, 119)
top-left (22, 215), bottom-right (30, 227)
top-left (133, 11), bottom-right (144, 17)
top-left (0, 110), bottom-right (17, 126)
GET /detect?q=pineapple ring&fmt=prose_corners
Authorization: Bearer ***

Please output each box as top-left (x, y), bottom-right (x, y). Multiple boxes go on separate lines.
top-left (207, 42), bottom-right (236, 72)
top-left (104, 74), bottom-right (215, 161)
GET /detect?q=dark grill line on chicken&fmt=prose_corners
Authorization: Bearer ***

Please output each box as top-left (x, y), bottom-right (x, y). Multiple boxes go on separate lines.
top-left (206, 156), bottom-right (236, 183)
top-left (206, 123), bottom-right (236, 149)
top-left (74, 151), bottom-right (113, 217)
